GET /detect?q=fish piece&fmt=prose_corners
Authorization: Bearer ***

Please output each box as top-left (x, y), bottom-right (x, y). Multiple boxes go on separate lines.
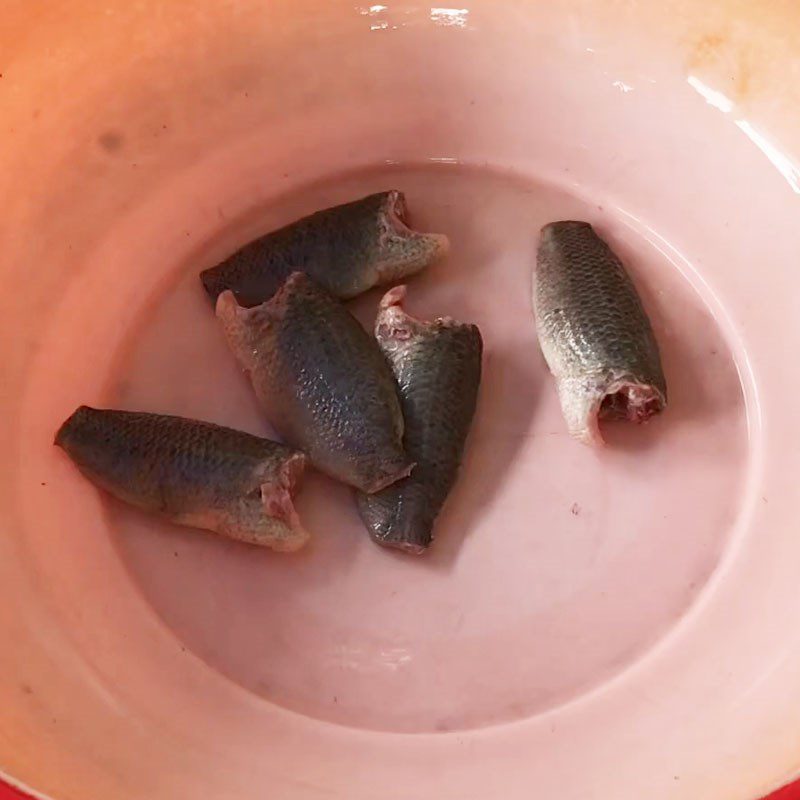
top-left (55, 407), bottom-right (308, 551)
top-left (533, 220), bottom-right (667, 445)
top-left (357, 287), bottom-right (482, 553)
top-left (216, 272), bottom-right (413, 493)
top-left (201, 190), bottom-right (449, 306)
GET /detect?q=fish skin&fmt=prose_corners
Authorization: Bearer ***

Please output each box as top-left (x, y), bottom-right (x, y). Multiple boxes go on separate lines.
top-left (357, 286), bottom-right (482, 554)
top-left (55, 407), bottom-right (309, 551)
top-left (216, 272), bottom-right (414, 493)
top-left (200, 190), bottom-right (449, 307)
top-left (533, 221), bottom-right (667, 445)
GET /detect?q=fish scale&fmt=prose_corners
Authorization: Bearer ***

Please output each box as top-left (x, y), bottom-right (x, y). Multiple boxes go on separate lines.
top-left (217, 272), bottom-right (413, 494)
top-left (55, 407), bottom-right (309, 551)
top-left (533, 220), bottom-right (667, 445)
top-left (357, 286), bottom-right (482, 553)
top-left (200, 190), bottom-right (449, 307)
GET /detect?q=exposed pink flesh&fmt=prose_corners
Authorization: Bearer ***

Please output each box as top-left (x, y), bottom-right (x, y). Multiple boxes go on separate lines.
top-left (365, 461), bottom-right (416, 494)
top-left (387, 190), bottom-right (409, 231)
top-left (260, 452), bottom-right (309, 552)
top-left (575, 381), bottom-right (666, 446)
top-left (599, 382), bottom-right (666, 424)
top-left (380, 283), bottom-right (409, 310)
top-left (377, 284), bottom-right (462, 337)
top-left (381, 192), bottom-right (450, 254)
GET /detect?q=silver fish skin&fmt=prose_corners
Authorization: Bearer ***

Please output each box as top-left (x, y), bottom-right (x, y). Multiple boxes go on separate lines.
top-left (357, 286), bottom-right (482, 554)
top-left (533, 221), bottom-right (666, 445)
top-left (201, 190), bottom-right (449, 307)
top-left (55, 407), bottom-right (309, 551)
top-left (216, 272), bottom-right (414, 493)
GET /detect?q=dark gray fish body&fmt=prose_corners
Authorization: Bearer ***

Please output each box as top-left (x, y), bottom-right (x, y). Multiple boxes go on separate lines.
top-left (216, 272), bottom-right (413, 493)
top-left (55, 407), bottom-right (308, 551)
top-left (357, 287), bottom-right (482, 554)
top-left (201, 191), bottom-right (449, 307)
top-left (533, 221), bottom-right (666, 445)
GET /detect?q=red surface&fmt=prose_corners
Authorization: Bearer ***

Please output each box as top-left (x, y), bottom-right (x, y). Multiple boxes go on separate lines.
top-left (1, 777), bottom-right (798, 799)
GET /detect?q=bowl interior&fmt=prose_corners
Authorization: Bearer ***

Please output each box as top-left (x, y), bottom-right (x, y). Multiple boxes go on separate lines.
top-left (2, 2), bottom-right (800, 799)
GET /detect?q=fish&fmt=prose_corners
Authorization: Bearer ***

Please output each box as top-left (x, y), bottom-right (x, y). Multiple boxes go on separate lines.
top-left (55, 407), bottom-right (309, 551)
top-left (216, 271), bottom-right (414, 493)
top-left (533, 220), bottom-right (667, 445)
top-left (200, 190), bottom-right (449, 307)
top-left (357, 286), bottom-right (482, 553)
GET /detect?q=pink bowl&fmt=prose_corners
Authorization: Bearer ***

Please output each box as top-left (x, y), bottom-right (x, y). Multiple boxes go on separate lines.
top-left (3, 1), bottom-right (800, 798)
